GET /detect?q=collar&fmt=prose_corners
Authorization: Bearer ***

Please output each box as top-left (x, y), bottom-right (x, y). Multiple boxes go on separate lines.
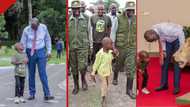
top-left (69, 14), bottom-right (85, 21)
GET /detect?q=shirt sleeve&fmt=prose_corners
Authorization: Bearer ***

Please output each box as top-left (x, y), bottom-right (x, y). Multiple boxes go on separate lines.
top-left (44, 26), bottom-right (52, 54)
top-left (92, 52), bottom-right (101, 75)
top-left (88, 16), bottom-right (93, 48)
top-left (178, 31), bottom-right (185, 47)
top-left (20, 29), bottom-right (27, 52)
top-left (11, 55), bottom-right (16, 65)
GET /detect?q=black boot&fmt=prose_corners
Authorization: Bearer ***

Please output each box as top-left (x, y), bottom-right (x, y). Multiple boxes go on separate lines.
top-left (81, 72), bottom-right (88, 91)
top-left (72, 74), bottom-right (79, 95)
top-left (112, 72), bottom-right (119, 85)
top-left (126, 78), bottom-right (136, 99)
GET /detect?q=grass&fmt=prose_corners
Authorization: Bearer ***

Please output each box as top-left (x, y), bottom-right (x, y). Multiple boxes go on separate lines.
top-left (0, 46), bottom-right (65, 67)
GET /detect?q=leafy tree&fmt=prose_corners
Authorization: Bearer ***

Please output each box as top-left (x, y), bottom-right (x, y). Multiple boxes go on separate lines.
top-left (0, 15), bottom-right (8, 39)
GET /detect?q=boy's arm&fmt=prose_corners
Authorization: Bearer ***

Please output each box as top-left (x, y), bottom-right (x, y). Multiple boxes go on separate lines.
top-left (23, 54), bottom-right (28, 64)
top-left (91, 52), bottom-right (101, 76)
top-left (11, 56), bottom-right (18, 65)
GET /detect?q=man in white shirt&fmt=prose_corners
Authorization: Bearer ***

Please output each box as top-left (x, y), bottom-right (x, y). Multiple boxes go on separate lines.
top-left (107, 3), bottom-right (118, 46)
top-left (144, 22), bottom-right (185, 95)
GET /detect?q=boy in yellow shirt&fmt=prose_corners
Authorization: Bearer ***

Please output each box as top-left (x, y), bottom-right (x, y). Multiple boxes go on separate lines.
top-left (91, 37), bottom-right (118, 107)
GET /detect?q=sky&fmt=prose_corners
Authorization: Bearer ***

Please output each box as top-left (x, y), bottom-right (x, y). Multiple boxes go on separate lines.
top-left (69, 0), bottom-right (136, 9)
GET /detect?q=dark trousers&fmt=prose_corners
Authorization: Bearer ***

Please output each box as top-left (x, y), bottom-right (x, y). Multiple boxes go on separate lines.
top-left (142, 69), bottom-right (149, 89)
top-left (161, 39), bottom-right (181, 89)
top-left (57, 50), bottom-right (62, 59)
top-left (91, 43), bottom-right (102, 64)
top-left (15, 76), bottom-right (25, 97)
top-left (137, 69), bottom-right (149, 89)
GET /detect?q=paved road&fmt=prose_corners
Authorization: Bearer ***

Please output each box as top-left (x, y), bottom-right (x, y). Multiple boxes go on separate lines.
top-left (69, 72), bottom-right (136, 107)
top-left (0, 64), bottom-right (66, 107)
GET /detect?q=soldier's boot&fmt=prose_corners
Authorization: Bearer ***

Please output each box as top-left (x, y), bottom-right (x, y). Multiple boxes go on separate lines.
top-left (72, 74), bottom-right (79, 95)
top-left (81, 72), bottom-right (88, 91)
top-left (126, 77), bottom-right (136, 99)
top-left (112, 71), bottom-right (119, 85)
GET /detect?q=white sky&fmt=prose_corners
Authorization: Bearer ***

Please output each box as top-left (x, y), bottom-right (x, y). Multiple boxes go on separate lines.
top-left (69, 0), bottom-right (136, 9)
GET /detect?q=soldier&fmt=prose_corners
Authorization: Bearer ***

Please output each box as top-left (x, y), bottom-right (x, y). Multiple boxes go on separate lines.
top-left (69, 0), bottom-right (89, 95)
top-left (113, 1), bottom-right (136, 99)
top-left (91, 4), bottom-right (112, 63)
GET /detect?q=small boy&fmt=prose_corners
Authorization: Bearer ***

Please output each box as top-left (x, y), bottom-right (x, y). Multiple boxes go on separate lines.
top-left (91, 37), bottom-right (118, 107)
top-left (137, 50), bottom-right (150, 94)
top-left (56, 38), bottom-right (63, 59)
top-left (11, 43), bottom-right (28, 104)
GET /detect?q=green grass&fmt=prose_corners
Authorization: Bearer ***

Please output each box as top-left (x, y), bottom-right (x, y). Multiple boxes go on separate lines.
top-left (0, 46), bottom-right (65, 67)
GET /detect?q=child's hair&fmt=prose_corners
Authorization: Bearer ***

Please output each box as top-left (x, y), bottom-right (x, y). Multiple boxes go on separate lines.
top-left (14, 42), bottom-right (23, 51)
top-left (138, 50), bottom-right (149, 61)
top-left (101, 37), bottom-right (112, 47)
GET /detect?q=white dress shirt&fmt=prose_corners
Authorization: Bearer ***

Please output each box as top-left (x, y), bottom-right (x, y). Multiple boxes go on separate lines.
top-left (20, 23), bottom-right (52, 54)
top-left (152, 22), bottom-right (185, 50)
top-left (107, 13), bottom-right (118, 43)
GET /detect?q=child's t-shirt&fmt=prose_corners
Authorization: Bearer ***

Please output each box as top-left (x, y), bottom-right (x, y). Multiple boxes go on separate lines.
top-left (11, 52), bottom-right (27, 77)
top-left (92, 48), bottom-right (113, 77)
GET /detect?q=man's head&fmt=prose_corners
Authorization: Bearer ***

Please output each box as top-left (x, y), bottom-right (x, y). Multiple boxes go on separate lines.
top-left (80, 1), bottom-right (86, 13)
top-left (31, 17), bottom-right (39, 31)
top-left (71, 0), bottom-right (81, 17)
top-left (138, 50), bottom-right (150, 62)
top-left (15, 42), bottom-right (24, 53)
top-left (97, 4), bottom-right (105, 17)
top-left (124, 1), bottom-right (135, 17)
top-left (109, 3), bottom-right (117, 16)
top-left (144, 29), bottom-right (159, 42)
top-left (102, 37), bottom-right (113, 50)
top-left (88, 6), bottom-right (95, 14)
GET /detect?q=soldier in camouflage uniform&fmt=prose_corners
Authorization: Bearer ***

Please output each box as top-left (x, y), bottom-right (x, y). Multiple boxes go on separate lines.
top-left (113, 1), bottom-right (136, 99)
top-left (69, 0), bottom-right (89, 95)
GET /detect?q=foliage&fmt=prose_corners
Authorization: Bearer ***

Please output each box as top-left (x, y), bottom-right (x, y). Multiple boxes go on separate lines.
top-left (0, 15), bottom-right (8, 39)
top-left (183, 26), bottom-right (190, 39)
top-left (3, 0), bottom-right (66, 43)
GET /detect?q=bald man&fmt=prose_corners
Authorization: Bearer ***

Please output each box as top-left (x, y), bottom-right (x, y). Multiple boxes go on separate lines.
top-left (20, 18), bottom-right (54, 101)
top-left (90, 4), bottom-right (112, 63)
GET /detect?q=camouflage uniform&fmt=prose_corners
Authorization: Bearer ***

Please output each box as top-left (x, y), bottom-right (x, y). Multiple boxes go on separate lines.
top-left (114, 15), bottom-right (136, 80)
top-left (69, 0), bottom-right (89, 95)
top-left (114, 1), bottom-right (136, 99)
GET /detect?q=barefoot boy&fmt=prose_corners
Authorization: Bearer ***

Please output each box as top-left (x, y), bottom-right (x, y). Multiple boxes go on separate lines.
top-left (91, 37), bottom-right (118, 106)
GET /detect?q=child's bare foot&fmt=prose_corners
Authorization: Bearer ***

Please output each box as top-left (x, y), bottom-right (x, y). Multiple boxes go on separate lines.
top-left (101, 96), bottom-right (106, 107)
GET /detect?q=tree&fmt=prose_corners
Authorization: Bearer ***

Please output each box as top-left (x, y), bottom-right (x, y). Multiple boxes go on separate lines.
top-left (0, 15), bottom-right (8, 39)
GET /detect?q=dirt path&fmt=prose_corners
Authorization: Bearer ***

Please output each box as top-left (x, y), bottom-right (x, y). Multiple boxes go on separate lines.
top-left (69, 72), bottom-right (136, 107)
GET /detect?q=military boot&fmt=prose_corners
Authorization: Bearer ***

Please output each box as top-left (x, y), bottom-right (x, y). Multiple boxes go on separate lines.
top-left (126, 77), bottom-right (136, 99)
top-left (72, 74), bottom-right (79, 95)
top-left (112, 71), bottom-right (119, 85)
top-left (81, 72), bottom-right (88, 91)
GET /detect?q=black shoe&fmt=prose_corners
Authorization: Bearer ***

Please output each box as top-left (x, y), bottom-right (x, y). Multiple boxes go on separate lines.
top-left (155, 86), bottom-right (168, 91)
top-left (27, 96), bottom-right (35, 100)
top-left (72, 74), bottom-right (79, 95)
top-left (112, 80), bottom-right (118, 85)
top-left (81, 73), bottom-right (88, 91)
top-left (173, 88), bottom-right (180, 95)
top-left (44, 96), bottom-right (55, 101)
